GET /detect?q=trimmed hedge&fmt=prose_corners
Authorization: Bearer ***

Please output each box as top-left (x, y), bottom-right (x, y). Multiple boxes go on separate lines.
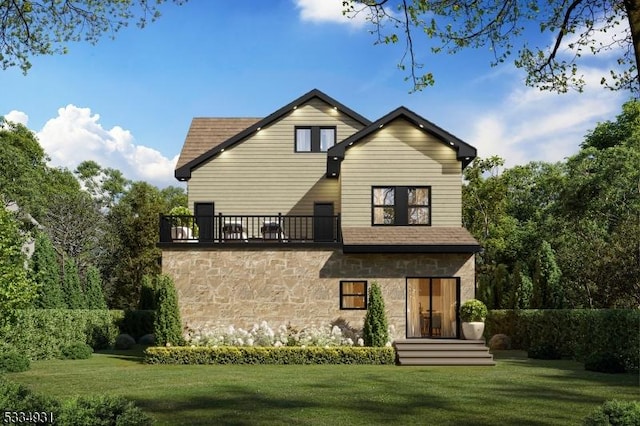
top-left (144, 346), bottom-right (396, 365)
top-left (0, 309), bottom-right (155, 360)
top-left (486, 309), bottom-right (640, 372)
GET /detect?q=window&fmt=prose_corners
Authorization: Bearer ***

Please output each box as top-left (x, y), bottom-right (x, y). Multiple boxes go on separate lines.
top-left (340, 281), bottom-right (367, 309)
top-left (295, 126), bottom-right (336, 152)
top-left (372, 186), bottom-right (431, 226)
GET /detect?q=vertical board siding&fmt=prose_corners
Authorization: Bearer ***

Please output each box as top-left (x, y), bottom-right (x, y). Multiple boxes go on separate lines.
top-left (341, 118), bottom-right (463, 227)
top-left (189, 99), bottom-right (364, 215)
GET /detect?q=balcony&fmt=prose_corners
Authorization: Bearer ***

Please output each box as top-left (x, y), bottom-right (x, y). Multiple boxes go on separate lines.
top-left (159, 213), bottom-right (342, 245)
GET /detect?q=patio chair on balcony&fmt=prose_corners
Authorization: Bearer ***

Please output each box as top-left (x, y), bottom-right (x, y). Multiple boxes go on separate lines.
top-left (170, 226), bottom-right (194, 242)
top-left (261, 221), bottom-right (287, 241)
top-left (222, 221), bottom-right (248, 242)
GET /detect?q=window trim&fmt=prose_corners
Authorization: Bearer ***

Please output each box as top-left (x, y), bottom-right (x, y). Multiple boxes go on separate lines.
top-left (339, 280), bottom-right (368, 310)
top-left (294, 126), bottom-right (336, 153)
top-left (371, 186), bottom-right (432, 226)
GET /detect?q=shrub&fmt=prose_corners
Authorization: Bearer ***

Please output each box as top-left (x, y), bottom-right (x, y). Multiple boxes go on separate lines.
top-left (583, 400), bottom-right (640, 426)
top-left (0, 309), bottom-right (120, 359)
top-left (58, 394), bottom-right (154, 426)
top-left (528, 343), bottom-right (562, 360)
top-left (138, 275), bottom-right (157, 310)
top-left (0, 350), bottom-right (30, 373)
top-left (488, 334), bottom-right (512, 350)
top-left (154, 275), bottom-right (184, 346)
top-left (460, 299), bottom-right (488, 322)
top-left (144, 346), bottom-right (395, 365)
top-left (61, 343), bottom-right (93, 360)
top-left (115, 334), bottom-right (136, 350)
top-left (0, 377), bottom-right (59, 415)
top-left (119, 310), bottom-right (155, 340)
top-left (363, 281), bottom-right (389, 347)
top-left (585, 352), bottom-right (627, 374)
top-left (138, 334), bottom-right (155, 346)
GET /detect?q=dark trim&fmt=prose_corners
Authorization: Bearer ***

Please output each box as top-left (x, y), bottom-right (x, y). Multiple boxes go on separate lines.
top-left (157, 242), bottom-right (343, 250)
top-left (176, 89), bottom-right (371, 180)
top-left (327, 106), bottom-right (477, 178)
top-left (294, 126), bottom-right (336, 153)
top-left (342, 244), bottom-right (481, 254)
top-left (371, 186), bottom-right (431, 226)
top-left (339, 280), bottom-right (368, 310)
top-left (405, 277), bottom-right (461, 339)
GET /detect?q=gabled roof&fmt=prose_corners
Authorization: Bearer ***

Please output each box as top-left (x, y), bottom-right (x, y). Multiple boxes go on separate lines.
top-left (175, 89), bottom-right (371, 181)
top-left (326, 106), bottom-right (477, 178)
top-left (176, 118), bottom-right (261, 169)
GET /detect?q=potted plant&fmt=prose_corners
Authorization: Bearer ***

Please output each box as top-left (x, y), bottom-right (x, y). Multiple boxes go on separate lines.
top-left (459, 299), bottom-right (488, 340)
top-left (168, 206), bottom-right (198, 241)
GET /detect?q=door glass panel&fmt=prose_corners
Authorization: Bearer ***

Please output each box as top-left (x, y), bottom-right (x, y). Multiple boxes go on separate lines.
top-left (407, 278), bottom-right (458, 338)
top-left (431, 278), bottom-right (458, 338)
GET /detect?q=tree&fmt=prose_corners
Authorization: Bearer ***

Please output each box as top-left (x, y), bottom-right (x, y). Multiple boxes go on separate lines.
top-left (532, 241), bottom-right (563, 308)
top-left (62, 257), bottom-right (85, 309)
top-left (348, 0), bottom-right (640, 92)
top-left (153, 274), bottom-right (184, 346)
top-left (0, 207), bottom-right (37, 331)
top-left (138, 275), bottom-right (157, 310)
top-left (508, 262), bottom-right (533, 309)
top-left (29, 231), bottom-right (65, 309)
top-left (75, 161), bottom-right (131, 210)
top-left (84, 266), bottom-right (107, 309)
top-left (362, 281), bottom-right (389, 346)
top-left (0, 0), bottom-right (188, 74)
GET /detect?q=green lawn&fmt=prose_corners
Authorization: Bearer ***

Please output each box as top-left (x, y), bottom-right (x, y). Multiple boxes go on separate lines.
top-left (6, 349), bottom-right (638, 425)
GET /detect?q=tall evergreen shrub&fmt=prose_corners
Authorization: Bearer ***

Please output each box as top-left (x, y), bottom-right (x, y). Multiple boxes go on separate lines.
top-left (30, 232), bottom-right (65, 308)
top-left (153, 274), bottom-right (184, 346)
top-left (63, 257), bottom-right (85, 309)
top-left (362, 281), bottom-right (389, 347)
top-left (138, 275), bottom-right (157, 310)
top-left (532, 241), bottom-right (563, 308)
top-left (84, 266), bottom-right (107, 309)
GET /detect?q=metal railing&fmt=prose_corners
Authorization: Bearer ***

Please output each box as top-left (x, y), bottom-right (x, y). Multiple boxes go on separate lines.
top-left (159, 213), bottom-right (341, 243)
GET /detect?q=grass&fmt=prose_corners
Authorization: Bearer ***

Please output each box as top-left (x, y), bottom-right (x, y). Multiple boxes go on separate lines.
top-left (5, 348), bottom-right (639, 425)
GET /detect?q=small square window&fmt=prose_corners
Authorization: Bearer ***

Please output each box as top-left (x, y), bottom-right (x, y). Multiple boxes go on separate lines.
top-left (340, 281), bottom-right (367, 310)
top-left (296, 128), bottom-right (311, 152)
top-left (320, 128), bottom-right (335, 151)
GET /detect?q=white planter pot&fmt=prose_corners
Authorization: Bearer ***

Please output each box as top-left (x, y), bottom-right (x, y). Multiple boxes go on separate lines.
top-left (462, 322), bottom-right (485, 340)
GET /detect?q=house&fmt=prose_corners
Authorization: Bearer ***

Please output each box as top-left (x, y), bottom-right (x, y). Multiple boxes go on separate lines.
top-left (159, 89), bottom-right (481, 344)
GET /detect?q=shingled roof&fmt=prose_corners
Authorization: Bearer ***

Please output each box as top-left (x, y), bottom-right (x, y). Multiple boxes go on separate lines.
top-left (341, 227), bottom-right (480, 253)
top-left (176, 117), bottom-right (261, 169)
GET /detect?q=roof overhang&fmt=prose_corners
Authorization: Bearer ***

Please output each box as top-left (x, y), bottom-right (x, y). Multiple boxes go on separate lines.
top-left (175, 89), bottom-right (371, 181)
top-left (327, 106), bottom-right (477, 178)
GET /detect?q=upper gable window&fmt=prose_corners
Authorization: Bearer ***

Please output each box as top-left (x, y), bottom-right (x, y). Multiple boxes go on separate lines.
top-left (295, 126), bottom-right (336, 152)
top-left (372, 186), bottom-right (431, 226)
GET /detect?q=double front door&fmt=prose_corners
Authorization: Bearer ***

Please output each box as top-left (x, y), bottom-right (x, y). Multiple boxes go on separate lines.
top-left (407, 278), bottom-right (460, 338)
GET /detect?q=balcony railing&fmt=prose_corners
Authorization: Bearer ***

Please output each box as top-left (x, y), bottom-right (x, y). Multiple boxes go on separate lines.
top-left (159, 213), bottom-right (341, 244)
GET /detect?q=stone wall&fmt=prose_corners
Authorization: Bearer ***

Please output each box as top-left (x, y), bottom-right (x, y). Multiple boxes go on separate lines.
top-left (162, 247), bottom-right (475, 340)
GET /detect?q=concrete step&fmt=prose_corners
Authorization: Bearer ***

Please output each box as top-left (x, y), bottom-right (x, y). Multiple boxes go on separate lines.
top-left (399, 358), bottom-right (496, 366)
top-left (397, 350), bottom-right (492, 358)
top-left (394, 343), bottom-right (488, 351)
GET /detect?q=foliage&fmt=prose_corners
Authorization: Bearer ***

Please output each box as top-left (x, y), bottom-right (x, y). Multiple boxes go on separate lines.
top-left (532, 241), bottom-right (564, 308)
top-left (62, 257), bottom-right (85, 309)
top-left (486, 309), bottom-right (640, 372)
top-left (583, 400), bottom-right (640, 426)
top-left (119, 310), bottom-right (156, 340)
top-left (138, 334), bottom-right (155, 346)
top-left (584, 352), bottom-right (627, 374)
top-left (61, 343), bottom-right (93, 360)
top-left (58, 394), bottom-right (154, 426)
top-left (115, 334), bottom-right (136, 350)
top-left (0, 377), bottom-right (59, 414)
top-left (185, 321), bottom-right (365, 348)
top-left (0, 309), bottom-right (120, 360)
top-left (138, 275), bottom-right (157, 310)
top-left (30, 231), bottom-right (65, 308)
top-left (0, 207), bottom-right (37, 331)
top-left (153, 275), bottom-right (184, 346)
top-left (84, 266), bottom-right (107, 309)
top-left (528, 343), bottom-right (562, 360)
top-left (75, 160), bottom-right (131, 210)
top-left (0, 349), bottom-right (30, 373)
top-left (347, 0), bottom-right (639, 92)
top-left (362, 281), bottom-right (389, 347)
top-left (144, 346), bottom-right (396, 365)
top-left (0, 0), bottom-right (187, 75)
top-left (459, 299), bottom-right (488, 322)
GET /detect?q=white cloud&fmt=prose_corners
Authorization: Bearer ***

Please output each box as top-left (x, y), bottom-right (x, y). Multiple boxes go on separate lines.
top-left (3, 110), bottom-right (29, 126)
top-left (31, 105), bottom-right (178, 187)
top-left (466, 67), bottom-right (626, 168)
top-left (294, 0), bottom-right (369, 27)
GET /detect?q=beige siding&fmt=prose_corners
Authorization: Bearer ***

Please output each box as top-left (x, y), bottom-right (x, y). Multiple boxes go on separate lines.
top-left (189, 98), bottom-right (364, 216)
top-left (340, 118), bottom-right (463, 227)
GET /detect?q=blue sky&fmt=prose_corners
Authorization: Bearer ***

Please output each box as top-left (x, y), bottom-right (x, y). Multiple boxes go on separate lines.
top-left (1, 0), bottom-right (631, 187)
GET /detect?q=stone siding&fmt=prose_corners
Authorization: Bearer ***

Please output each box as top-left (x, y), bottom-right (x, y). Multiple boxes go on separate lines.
top-left (162, 247), bottom-right (475, 340)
